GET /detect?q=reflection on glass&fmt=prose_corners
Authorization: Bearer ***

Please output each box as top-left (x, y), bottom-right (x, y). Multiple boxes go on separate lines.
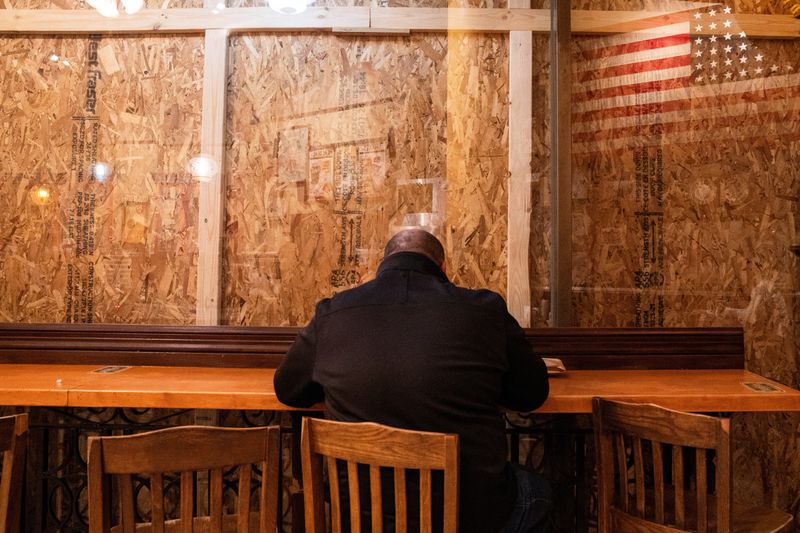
top-left (91, 162), bottom-right (112, 182)
top-left (121, 0), bottom-right (144, 14)
top-left (268, 0), bottom-right (314, 15)
top-left (30, 186), bottom-right (51, 206)
top-left (88, 0), bottom-right (120, 18)
top-left (188, 155), bottom-right (218, 182)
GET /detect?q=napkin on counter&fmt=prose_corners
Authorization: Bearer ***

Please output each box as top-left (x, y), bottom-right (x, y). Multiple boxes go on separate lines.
top-left (542, 357), bottom-right (566, 374)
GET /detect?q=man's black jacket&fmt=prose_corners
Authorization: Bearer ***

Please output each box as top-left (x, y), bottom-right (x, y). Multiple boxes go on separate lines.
top-left (274, 251), bottom-right (549, 532)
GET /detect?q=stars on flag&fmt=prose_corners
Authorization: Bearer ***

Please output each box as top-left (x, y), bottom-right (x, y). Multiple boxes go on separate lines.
top-left (690, 4), bottom-right (794, 85)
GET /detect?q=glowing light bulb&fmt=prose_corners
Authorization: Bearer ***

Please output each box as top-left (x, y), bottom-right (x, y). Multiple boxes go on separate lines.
top-left (121, 0), bottom-right (144, 14)
top-left (49, 54), bottom-right (60, 62)
top-left (62, 59), bottom-right (71, 66)
top-left (188, 155), bottom-right (218, 182)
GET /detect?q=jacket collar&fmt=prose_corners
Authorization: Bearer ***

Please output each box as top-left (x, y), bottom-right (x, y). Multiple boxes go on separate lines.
top-left (377, 252), bottom-right (449, 282)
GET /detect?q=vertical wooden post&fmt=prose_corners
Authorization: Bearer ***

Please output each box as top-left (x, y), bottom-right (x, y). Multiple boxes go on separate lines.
top-left (195, 18), bottom-right (230, 510)
top-left (196, 27), bottom-right (229, 327)
top-left (508, 0), bottom-right (533, 327)
top-left (549, 0), bottom-right (572, 326)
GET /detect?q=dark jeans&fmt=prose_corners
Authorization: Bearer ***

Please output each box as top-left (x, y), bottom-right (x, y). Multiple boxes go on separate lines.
top-left (499, 464), bottom-right (552, 533)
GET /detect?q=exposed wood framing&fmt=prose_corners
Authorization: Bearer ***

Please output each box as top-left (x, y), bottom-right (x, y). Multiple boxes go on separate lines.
top-left (0, 8), bottom-right (798, 38)
top-left (507, 0), bottom-right (533, 327)
top-left (1, 2), bottom-right (795, 329)
top-left (196, 28), bottom-right (229, 326)
top-left (371, 7), bottom-right (549, 32)
top-left (550, 0), bottom-right (572, 326)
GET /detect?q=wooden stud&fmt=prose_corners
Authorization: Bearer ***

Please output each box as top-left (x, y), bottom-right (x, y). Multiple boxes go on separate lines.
top-left (196, 26), bottom-right (229, 326)
top-left (508, 0), bottom-right (533, 327)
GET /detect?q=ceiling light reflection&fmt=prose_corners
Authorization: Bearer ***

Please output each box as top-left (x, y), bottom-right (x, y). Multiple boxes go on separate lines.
top-left (91, 162), bottom-right (112, 182)
top-left (188, 155), bottom-right (218, 182)
top-left (268, 0), bottom-right (314, 14)
top-left (30, 185), bottom-right (52, 206)
top-left (121, 0), bottom-right (144, 14)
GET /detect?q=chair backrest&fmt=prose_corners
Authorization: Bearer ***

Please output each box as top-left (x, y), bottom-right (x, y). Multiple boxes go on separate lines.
top-left (0, 413), bottom-right (28, 533)
top-left (87, 425), bottom-right (281, 533)
top-left (301, 418), bottom-right (459, 533)
top-left (592, 398), bottom-right (732, 533)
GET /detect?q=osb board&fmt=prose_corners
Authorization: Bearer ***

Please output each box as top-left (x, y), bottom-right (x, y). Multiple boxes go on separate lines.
top-left (570, 15), bottom-right (800, 519)
top-left (0, 34), bottom-right (202, 324)
top-left (223, 32), bottom-right (509, 326)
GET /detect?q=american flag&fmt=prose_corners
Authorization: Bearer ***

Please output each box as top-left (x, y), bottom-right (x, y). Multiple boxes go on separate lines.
top-left (571, 4), bottom-right (800, 155)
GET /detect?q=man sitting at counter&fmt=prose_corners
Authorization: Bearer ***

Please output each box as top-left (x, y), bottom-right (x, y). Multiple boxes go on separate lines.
top-left (274, 228), bottom-right (551, 532)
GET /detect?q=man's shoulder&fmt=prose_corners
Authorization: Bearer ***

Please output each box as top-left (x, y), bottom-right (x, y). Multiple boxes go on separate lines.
top-left (448, 285), bottom-right (508, 311)
top-left (314, 278), bottom-right (381, 316)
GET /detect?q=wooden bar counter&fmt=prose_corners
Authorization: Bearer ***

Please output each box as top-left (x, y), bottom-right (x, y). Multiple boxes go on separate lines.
top-left (2, 364), bottom-right (799, 413)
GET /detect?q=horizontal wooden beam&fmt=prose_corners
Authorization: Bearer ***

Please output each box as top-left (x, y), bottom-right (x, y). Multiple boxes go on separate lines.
top-left (0, 6), bottom-right (796, 38)
top-left (370, 7), bottom-right (549, 32)
top-left (0, 6), bottom-right (370, 33)
top-left (572, 10), bottom-right (800, 39)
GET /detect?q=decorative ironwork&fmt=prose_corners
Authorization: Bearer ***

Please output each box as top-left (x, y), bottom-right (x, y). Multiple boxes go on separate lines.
top-left (505, 412), bottom-right (599, 532)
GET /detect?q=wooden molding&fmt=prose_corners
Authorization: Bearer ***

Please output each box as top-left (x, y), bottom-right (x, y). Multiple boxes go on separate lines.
top-left (0, 324), bottom-right (744, 370)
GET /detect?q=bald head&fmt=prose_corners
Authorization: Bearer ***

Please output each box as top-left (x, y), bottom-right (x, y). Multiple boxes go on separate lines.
top-left (384, 229), bottom-right (445, 266)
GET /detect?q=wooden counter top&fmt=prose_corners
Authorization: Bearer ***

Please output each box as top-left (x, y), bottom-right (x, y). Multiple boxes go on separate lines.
top-left (537, 369), bottom-right (800, 413)
top-left (1, 365), bottom-right (798, 413)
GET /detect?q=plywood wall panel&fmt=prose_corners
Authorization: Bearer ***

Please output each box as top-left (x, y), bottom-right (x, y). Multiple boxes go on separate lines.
top-left (223, 32), bottom-right (508, 325)
top-left (0, 34), bottom-right (202, 324)
top-left (572, 13), bottom-right (800, 516)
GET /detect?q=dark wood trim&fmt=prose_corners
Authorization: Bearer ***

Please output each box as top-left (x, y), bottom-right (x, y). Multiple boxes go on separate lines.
top-left (549, 0), bottom-right (573, 326)
top-left (0, 324), bottom-right (743, 370)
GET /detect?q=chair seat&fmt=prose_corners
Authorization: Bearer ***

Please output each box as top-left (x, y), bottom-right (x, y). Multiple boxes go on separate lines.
top-left (633, 488), bottom-right (794, 533)
top-left (732, 506), bottom-right (794, 533)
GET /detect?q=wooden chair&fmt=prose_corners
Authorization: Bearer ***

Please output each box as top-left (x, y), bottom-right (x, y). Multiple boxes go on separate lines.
top-left (87, 425), bottom-right (281, 533)
top-left (300, 418), bottom-right (459, 533)
top-left (592, 398), bottom-right (794, 533)
top-left (0, 413), bottom-right (28, 533)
